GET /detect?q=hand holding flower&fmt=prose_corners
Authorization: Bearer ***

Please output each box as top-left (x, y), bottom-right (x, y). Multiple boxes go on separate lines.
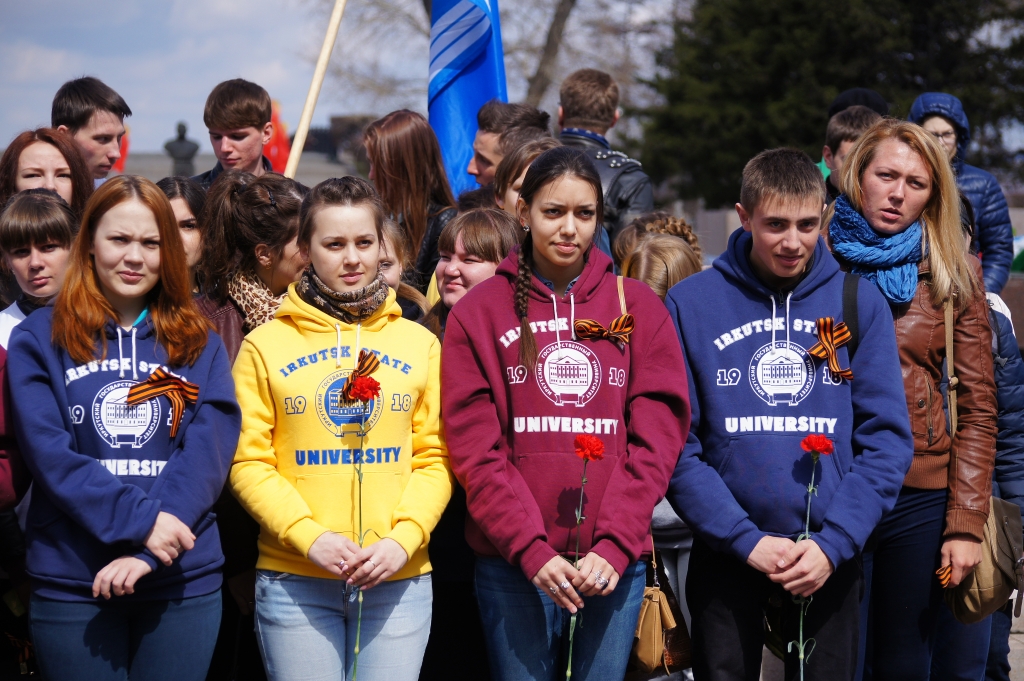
top-left (770, 539), bottom-right (834, 597)
top-left (308, 531), bottom-right (362, 578)
top-left (746, 535), bottom-right (797, 575)
top-left (532, 555), bottom-right (583, 613)
top-left (346, 538), bottom-right (409, 590)
top-left (572, 551), bottom-right (619, 596)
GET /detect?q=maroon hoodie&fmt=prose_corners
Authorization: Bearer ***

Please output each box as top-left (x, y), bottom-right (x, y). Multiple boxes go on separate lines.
top-left (441, 248), bottom-right (690, 580)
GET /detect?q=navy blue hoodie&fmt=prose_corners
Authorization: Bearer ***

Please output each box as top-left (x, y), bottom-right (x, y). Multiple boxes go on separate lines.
top-left (7, 309), bottom-right (241, 601)
top-left (664, 229), bottom-right (914, 569)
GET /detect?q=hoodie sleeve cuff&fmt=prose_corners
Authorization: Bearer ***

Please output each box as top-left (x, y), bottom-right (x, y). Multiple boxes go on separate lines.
top-left (944, 508), bottom-right (988, 543)
top-left (727, 522), bottom-right (766, 565)
top-left (132, 550), bottom-right (159, 573)
top-left (387, 521), bottom-right (424, 561)
top-left (285, 518), bottom-right (332, 557)
top-left (591, 539), bottom-right (629, 577)
top-left (519, 539), bottom-right (559, 581)
top-left (812, 529), bottom-right (853, 571)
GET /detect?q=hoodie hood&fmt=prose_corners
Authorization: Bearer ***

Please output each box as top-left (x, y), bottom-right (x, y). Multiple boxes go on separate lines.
top-left (275, 282), bottom-right (403, 335)
top-left (496, 245), bottom-right (615, 305)
top-left (909, 92), bottom-right (970, 170)
top-left (714, 228), bottom-right (840, 302)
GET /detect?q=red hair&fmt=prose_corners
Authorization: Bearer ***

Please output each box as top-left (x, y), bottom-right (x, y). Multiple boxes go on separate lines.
top-left (53, 175), bottom-right (209, 367)
top-left (0, 128), bottom-right (93, 217)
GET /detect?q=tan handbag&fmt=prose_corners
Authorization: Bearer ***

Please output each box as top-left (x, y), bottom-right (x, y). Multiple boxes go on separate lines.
top-left (940, 300), bottom-right (1024, 623)
top-left (632, 547), bottom-right (678, 673)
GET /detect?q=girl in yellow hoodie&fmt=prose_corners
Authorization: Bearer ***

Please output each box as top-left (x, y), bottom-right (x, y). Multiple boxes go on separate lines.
top-left (230, 177), bottom-right (452, 681)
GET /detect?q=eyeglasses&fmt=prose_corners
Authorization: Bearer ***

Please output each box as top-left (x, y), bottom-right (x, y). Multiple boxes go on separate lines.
top-left (930, 130), bottom-right (957, 142)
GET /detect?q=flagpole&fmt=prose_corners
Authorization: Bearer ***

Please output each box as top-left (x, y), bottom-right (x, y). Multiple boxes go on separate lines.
top-left (284, 0), bottom-right (349, 179)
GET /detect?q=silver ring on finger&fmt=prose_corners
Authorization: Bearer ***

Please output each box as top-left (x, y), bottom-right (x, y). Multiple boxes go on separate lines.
top-left (550, 585), bottom-right (559, 594)
top-left (367, 559), bottom-right (377, 570)
top-left (559, 580), bottom-right (571, 591)
top-left (338, 561), bottom-right (347, 571)
top-left (596, 576), bottom-right (610, 588)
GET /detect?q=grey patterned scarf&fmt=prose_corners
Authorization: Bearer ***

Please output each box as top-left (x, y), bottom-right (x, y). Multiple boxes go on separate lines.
top-left (296, 266), bottom-right (389, 324)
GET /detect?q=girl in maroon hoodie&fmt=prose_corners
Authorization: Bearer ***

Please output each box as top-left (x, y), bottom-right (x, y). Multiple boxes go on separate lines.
top-left (441, 147), bottom-right (691, 681)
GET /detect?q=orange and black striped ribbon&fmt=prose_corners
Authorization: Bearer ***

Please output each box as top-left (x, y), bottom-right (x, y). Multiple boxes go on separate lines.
top-left (574, 314), bottom-right (636, 348)
top-left (341, 349), bottom-right (381, 401)
top-left (808, 317), bottom-right (854, 381)
top-left (126, 367), bottom-right (200, 438)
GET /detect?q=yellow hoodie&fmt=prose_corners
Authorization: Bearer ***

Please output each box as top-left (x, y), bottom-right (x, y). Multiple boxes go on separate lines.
top-left (230, 284), bottom-right (451, 581)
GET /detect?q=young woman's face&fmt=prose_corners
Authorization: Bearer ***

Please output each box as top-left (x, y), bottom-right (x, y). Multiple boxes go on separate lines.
top-left (921, 115), bottom-right (958, 161)
top-left (91, 199), bottom-right (161, 311)
top-left (16, 142), bottom-right (73, 206)
top-left (519, 175), bottom-right (598, 274)
top-left (860, 138), bottom-right (933, 235)
top-left (4, 240), bottom-right (71, 300)
top-left (378, 234), bottom-right (403, 291)
top-left (306, 205), bottom-right (380, 293)
top-left (435, 234), bottom-right (499, 309)
top-left (168, 197), bottom-right (201, 271)
top-left (499, 165), bottom-right (530, 216)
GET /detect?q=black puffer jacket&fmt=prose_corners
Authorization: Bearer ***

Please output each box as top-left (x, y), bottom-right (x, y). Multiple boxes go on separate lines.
top-left (909, 93), bottom-right (1014, 294)
top-left (560, 130), bottom-right (654, 244)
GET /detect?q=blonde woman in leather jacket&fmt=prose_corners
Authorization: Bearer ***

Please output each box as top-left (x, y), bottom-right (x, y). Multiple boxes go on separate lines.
top-left (826, 118), bottom-right (997, 681)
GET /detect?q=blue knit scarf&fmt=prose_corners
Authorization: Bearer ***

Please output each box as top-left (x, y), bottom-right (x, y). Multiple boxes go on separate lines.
top-left (829, 195), bottom-right (923, 304)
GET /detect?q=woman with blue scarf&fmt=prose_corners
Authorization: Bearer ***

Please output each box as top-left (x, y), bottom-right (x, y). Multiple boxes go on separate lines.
top-left (827, 118), bottom-right (997, 681)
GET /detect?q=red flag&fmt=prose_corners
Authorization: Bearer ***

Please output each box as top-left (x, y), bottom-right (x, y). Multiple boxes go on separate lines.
top-left (265, 101), bottom-right (291, 174)
top-left (112, 127), bottom-right (130, 174)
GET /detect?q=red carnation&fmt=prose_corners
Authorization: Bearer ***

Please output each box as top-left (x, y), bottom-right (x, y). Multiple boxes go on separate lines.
top-left (801, 434), bottom-right (834, 455)
top-left (347, 375), bottom-right (381, 403)
top-left (574, 434), bottom-right (605, 462)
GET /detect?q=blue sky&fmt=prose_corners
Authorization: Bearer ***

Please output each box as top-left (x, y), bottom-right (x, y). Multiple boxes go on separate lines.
top-left (0, 0), bottom-right (374, 152)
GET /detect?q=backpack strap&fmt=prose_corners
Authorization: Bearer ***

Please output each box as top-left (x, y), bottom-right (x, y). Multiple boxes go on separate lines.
top-left (843, 273), bottom-right (860, 362)
top-left (617, 275), bottom-right (628, 315)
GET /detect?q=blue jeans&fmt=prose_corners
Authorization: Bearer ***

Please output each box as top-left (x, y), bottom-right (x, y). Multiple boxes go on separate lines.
top-left (475, 556), bottom-right (646, 681)
top-left (255, 570), bottom-right (432, 681)
top-left (986, 601), bottom-right (1013, 681)
top-left (30, 590), bottom-right (222, 681)
top-left (930, 602), bottom-right (991, 681)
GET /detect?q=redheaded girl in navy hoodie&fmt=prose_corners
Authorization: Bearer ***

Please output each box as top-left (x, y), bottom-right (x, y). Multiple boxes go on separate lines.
top-left (7, 175), bottom-right (241, 681)
top-left (441, 147), bottom-right (691, 681)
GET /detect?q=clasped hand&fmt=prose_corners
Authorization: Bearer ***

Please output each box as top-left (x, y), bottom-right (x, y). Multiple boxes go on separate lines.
top-left (748, 536), bottom-right (834, 598)
top-left (307, 532), bottom-right (409, 590)
top-left (531, 552), bottom-right (619, 615)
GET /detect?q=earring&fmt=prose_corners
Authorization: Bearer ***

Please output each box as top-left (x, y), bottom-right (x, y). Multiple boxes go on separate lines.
top-left (522, 224), bottom-right (530, 232)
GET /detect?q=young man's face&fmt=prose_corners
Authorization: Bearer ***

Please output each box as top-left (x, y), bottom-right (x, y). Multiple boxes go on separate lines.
top-left (467, 130), bottom-right (502, 186)
top-left (736, 195), bottom-right (823, 290)
top-left (208, 122), bottom-right (273, 175)
top-left (822, 139), bottom-right (855, 177)
top-left (60, 110), bottom-right (125, 180)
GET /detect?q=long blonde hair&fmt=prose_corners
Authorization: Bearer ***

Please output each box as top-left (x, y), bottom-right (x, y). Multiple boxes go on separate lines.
top-left (825, 118), bottom-right (977, 310)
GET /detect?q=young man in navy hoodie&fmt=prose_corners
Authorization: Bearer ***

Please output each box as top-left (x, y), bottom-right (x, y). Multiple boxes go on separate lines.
top-left (665, 148), bottom-right (914, 680)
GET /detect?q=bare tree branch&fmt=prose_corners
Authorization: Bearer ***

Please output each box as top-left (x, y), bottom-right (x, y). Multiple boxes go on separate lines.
top-left (524, 0), bottom-right (579, 106)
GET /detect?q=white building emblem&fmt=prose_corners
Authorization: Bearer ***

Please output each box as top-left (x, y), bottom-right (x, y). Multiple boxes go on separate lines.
top-left (748, 342), bottom-right (815, 406)
top-left (93, 381), bottom-right (162, 448)
top-left (535, 341), bottom-right (601, 407)
top-left (315, 369), bottom-right (384, 437)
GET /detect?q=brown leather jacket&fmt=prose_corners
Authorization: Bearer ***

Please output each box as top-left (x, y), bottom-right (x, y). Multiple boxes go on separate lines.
top-left (195, 296), bottom-right (244, 365)
top-left (893, 258), bottom-right (996, 541)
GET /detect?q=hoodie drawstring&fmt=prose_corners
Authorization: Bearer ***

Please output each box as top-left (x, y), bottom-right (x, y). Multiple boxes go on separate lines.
top-left (116, 326), bottom-right (139, 380)
top-left (768, 292), bottom-right (794, 356)
top-left (131, 327), bottom-right (138, 380)
top-left (570, 294), bottom-right (577, 341)
top-left (334, 323), bottom-right (362, 370)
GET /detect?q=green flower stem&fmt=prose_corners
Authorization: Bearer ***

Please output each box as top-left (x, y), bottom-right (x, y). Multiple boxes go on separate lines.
top-left (351, 402), bottom-right (371, 681)
top-left (566, 459), bottom-right (589, 679)
top-left (790, 453), bottom-right (819, 681)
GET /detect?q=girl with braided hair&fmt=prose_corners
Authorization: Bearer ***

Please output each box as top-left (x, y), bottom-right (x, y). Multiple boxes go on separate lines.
top-left (441, 147), bottom-right (691, 681)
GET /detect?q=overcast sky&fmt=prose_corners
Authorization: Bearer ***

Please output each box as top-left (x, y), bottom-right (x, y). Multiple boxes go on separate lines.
top-left (0, 0), bottom-right (378, 152)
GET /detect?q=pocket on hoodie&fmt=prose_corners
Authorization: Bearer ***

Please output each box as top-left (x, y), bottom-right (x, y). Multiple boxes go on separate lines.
top-left (718, 435), bottom-right (842, 538)
top-left (513, 449), bottom-right (618, 554)
top-left (295, 471), bottom-right (403, 543)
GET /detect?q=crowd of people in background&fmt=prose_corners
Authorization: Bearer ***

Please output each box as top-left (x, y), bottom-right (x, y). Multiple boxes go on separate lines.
top-left (0, 65), bottom-right (1018, 681)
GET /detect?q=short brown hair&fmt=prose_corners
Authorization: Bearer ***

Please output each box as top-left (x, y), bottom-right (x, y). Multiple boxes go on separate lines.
top-left (613, 211), bottom-right (702, 267)
top-left (477, 100), bottom-right (550, 135)
top-left (0, 128), bottom-right (94, 218)
top-left (298, 176), bottom-right (385, 251)
top-left (0, 190), bottom-right (78, 254)
top-left (825, 105), bottom-right (881, 155)
top-left (203, 79), bottom-right (272, 131)
top-left (51, 77), bottom-right (131, 132)
top-left (559, 69), bottom-right (619, 132)
top-left (739, 148), bottom-right (825, 214)
top-left (622, 234), bottom-right (702, 300)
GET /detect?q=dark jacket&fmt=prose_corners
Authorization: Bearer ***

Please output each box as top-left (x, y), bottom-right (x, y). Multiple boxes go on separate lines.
top-left (987, 298), bottom-right (1024, 526)
top-left (191, 156), bottom-right (274, 191)
top-left (409, 204), bottom-right (457, 294)
top-left (560, 129), bottom-right (654, 244)
top-left (195, 297), bottom-right (244, 364)
top-left (0, 346), bottom-right (28, 511)
top-left (909, 93), bottom-right (1014, 294)
top-left (891, 258), bottom-right (997, 541)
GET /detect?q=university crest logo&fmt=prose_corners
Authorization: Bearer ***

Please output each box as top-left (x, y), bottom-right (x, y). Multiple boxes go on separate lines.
top-left (93, 381), bottom-right (162, 448)
top-left (315, 369), bottom-right (384, 437)
top-left (748, 341), bottom-right (816, 406)
top-left (535, 341), bottom-right (602, 407)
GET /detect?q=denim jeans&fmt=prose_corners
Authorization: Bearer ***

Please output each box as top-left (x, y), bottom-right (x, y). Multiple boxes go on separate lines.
top-left (255, 570), bottom-right (432, 681)
top-left (30, 590), bottom-right (222, 681)
top-left (987, 601), bottom-right (1013, 681)
top-left (929, 602), bottom-right (991, 681)
top-left (475, 556), bottom-right (646, 681)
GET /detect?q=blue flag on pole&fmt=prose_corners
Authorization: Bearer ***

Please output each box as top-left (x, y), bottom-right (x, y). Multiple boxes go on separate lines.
top-left (429, 0), bottom-right (507, 199)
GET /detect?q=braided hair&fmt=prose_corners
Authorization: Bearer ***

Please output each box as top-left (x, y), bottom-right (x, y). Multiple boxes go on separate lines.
top-left (514, 147), bottom-right (603, 368)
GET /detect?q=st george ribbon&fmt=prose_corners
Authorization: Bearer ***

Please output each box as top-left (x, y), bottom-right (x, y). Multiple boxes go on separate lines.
top-left (428, 0), bottom-right (508, 198)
